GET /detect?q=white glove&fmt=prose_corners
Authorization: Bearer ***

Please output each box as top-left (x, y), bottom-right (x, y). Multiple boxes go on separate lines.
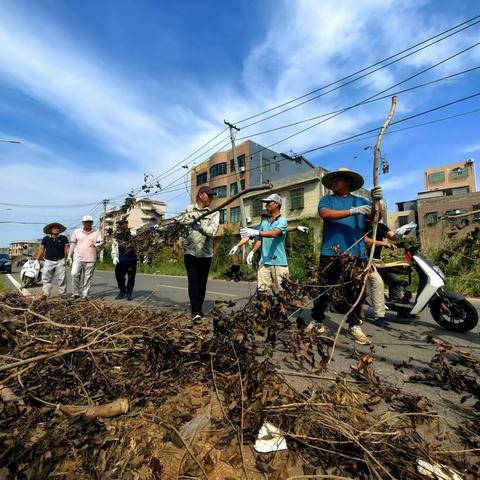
top-left (33, 259), bottom-right (40, 268)
top-left (246, 251), bottom-right (255, 266)
top-left (113, 257), bottom-right (119, 265)
top-left (350, 205), bottom-right (371, 216)
top-left (240, 227), bottom-right (260, 238)
top-left (395, 221), bottom-right (417, 236)
top-left (229, 245), bottom-right (239, 255)
top-left (95, 240), bottom-right (103, 247)
top-left (371, 185), bottom-right (383, 201)
top-left (297, 225), bottom-right (309, 233)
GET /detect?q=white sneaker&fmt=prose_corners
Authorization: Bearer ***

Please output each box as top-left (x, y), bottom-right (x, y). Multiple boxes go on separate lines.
top-left (348, 325), bottom-right (371, 345)
top-left (305, 321), bottom-right (325, 334)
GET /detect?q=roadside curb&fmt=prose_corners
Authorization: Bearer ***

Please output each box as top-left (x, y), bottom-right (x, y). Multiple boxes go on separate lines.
top-left (5, 273), bottom-right (31, 296)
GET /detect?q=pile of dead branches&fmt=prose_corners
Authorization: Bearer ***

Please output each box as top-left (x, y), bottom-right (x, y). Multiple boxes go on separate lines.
top-left (1, 293), bottom-right (478, 479)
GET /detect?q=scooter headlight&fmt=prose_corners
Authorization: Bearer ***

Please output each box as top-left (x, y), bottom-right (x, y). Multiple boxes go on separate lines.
top-left (432, 265), bottom-right (446, 281)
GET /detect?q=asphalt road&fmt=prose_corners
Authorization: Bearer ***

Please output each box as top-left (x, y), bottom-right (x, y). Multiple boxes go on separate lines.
top-left (4, 266), bottom-right (480, 413)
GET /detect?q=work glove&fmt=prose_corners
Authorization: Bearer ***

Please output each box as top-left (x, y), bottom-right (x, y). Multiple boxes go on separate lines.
top-left (191, 221), bottom-right (202, 231)
top-left (247, 251), bottom-right (255, 266)
top-left (240, 227), bottom-right (260, 239)
top-left (395, 221), bottom-right (417, 236)
top-left (229, 245), bottom-right (239, 255)
top-left (113, 257), bottom-right (119, 266)
top-left (297, 225), bottom-right (309, 233)
top-left (350, 205), bottom-right (371, 216)
top-left (33, 259), bottom-right (40, 268)
top-left (371, 185), bottom-right (383, 201)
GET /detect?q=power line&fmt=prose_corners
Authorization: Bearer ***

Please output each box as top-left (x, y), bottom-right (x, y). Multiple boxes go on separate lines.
top-left (117, 14), bottom-right (480, 200)
top-left (237, 65), bottom-right (480, 140)
top-left (148, 91), bottom-right (480, 196)
top-left (141, 41), bottom-right (480, 198)
top-left (235, 13), bottom-right (480, 125)
top-left (0, 221), bottom-right (46, 225)
top-left (0, 201), bottom-right (100, 208)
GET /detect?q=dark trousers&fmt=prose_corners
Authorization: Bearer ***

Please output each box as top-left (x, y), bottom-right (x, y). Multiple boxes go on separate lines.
top-left (379, 270), bottom-right (403, 300)
top-left (115, 260), bottom-right (137, 294)
top-left (184, 254), bottom-right (212, 315)
top-left (311, 255), bottom-right (365, 327)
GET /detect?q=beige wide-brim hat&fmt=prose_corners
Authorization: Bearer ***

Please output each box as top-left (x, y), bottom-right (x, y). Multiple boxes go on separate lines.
top-left (321, 167), bottom-right (364, 192)
top-left (43, 222), bottom-right (67, 235)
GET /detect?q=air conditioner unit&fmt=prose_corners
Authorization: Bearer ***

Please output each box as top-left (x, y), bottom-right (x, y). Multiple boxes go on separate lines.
top-left (239, 166), bottom-right (245, 172)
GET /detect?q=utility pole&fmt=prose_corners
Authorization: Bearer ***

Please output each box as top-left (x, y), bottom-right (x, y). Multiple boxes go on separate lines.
top-left (224, 120), bottom-right (247, 228)
top-left (99, 198), bottom-right (109, 263)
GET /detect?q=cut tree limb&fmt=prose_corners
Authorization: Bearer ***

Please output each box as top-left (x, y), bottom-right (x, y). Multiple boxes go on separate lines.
top-left (58, 398), bottom-right (129, 418)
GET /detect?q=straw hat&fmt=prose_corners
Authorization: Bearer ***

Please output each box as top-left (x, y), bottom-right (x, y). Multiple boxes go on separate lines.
top-left (321, 167), bottom-right (364, 191)
top-left (43, 222), bottom-right (66, 235)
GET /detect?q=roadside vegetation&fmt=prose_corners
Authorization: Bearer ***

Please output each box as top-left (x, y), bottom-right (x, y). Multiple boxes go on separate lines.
top-left (0, 275), bottom-right (6, 294)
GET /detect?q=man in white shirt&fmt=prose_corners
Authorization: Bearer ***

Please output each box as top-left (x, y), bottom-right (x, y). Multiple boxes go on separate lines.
top-left (67, 215), bottom-right (103, 299)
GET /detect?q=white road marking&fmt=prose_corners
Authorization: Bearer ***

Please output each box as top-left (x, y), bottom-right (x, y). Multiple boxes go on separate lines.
top-left (6, 274), bottom-right (31, 296)
top-left (155, 283), bottom-right (238, 297)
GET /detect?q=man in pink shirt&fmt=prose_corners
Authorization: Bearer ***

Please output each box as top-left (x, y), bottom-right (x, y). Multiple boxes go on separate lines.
top-left (67, 215), bottom-right (103, 299)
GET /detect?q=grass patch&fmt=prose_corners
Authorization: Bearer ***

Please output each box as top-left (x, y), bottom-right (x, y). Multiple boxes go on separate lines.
top-left (0, 275), bottom-right (7, 294)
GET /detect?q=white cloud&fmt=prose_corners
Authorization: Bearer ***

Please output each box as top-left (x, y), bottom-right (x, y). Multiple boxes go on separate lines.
top-left (461, 143), bottom-right (480, 154)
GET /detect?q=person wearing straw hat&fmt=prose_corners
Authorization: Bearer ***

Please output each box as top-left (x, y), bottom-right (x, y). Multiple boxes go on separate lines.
top-left (308, 167), bottom-right (383, 345)
top-left (36, 222), bottom-right (70, 298)
top-left (67, 215), bottom-right (103, 299)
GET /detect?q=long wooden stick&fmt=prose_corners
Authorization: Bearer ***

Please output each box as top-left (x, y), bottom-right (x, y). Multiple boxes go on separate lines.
top-left (328, 97), bottom-right (397, 363)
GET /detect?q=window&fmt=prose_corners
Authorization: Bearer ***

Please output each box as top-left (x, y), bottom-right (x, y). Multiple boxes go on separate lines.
top-left (230, 179), bottom-right (245, 196)
top-left (275, 162), bottom-right (280, 172)
top-left (210, 162), bottom-right (227, 178)
top-left (451, 187), bottom-right (469, 196)
top-left (427, 171), bottom-right (445, 184)
top-left (450, 167), bottom-right (468, 180)
top-left (230, 154), bottom-right (245, 172)
top-left (230, 207), bottom-right (240, 224)
top-left (473, 204), bottom-right (480, 223)
top-left (212, 185), bottom-right (227, 198)
top-left (219, 209), bottom-right (227, 225)
top-left (446, 209), bottom-right (468, 216)
top-left (262, 157), bottom-right (271, 173)
top-left (196, 172), bottom-right (207, 186)
top-left (253, 199), bottom-right (264, 217)
top-left (289, 187), bottom-right (305, 210)
top-left (424, 212), bottom-right (438, 226)
top-left (398, 215), bottom-right (410, 227)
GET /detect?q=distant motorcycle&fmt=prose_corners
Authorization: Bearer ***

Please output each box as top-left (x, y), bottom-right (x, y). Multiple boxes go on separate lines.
top-left (374, 241), bottom-right (478, 333)
top-left (20, 258), bottom-right (42, 288)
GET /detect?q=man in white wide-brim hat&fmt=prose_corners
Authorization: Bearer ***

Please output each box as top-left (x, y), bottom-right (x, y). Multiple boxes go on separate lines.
top-left (307, 167), bottom-right (383, 345)
top-left (67, 215), bottom-right (103, 299)
top-left (36, 222), bottom-right (70, 298)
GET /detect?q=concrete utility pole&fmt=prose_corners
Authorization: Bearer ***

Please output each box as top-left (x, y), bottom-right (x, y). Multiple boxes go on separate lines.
top-left (99, 198), bottom-right (109, 262)
top-left (224, 120), bottom-right (247, 228)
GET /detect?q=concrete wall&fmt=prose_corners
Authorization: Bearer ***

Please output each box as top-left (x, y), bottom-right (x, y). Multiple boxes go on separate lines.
top-left (9, 241), bottom-right (40, 258)
top-left (417, 191), bottom-right (480, 249)
top-left (424, 160), bottom-right (476, 193)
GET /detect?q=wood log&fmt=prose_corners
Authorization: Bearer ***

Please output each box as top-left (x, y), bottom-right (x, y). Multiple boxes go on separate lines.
top-left (58, 398), bottom-right (129, 418)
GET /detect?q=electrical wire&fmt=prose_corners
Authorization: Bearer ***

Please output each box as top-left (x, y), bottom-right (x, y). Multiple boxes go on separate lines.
top-left (235, 13), bottom-right (480, 125)
top-left (115, 14), bottom-right (480, 200)
top-left (0, 201), bottom-right (100, 209)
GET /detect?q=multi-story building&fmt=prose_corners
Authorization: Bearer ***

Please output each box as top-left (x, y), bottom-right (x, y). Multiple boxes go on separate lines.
top-left (190, 140), bottom-right (315, 234)
top-left (100, 198), bottom-right (166, 236)
top-left (9, 240), bottom-right (41, 259)
top-left (417, 159), bottom-right (478, 249)
top-left (424, 159), bottom-right (476, 194)
top-left (387, 200), bottom-right (418, 231)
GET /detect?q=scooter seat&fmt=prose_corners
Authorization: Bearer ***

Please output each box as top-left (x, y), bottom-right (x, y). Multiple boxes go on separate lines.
top-left (388, 279), bottom-right (409, 287)
top-left (375, 260), bottom-right (410, 269)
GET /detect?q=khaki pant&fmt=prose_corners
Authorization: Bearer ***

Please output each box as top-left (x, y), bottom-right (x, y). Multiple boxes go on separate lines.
top-left (42, 259), bottom-right (67, 296)
top-left (257, 265), bottom-right (289, 295)
top-left (72, 260), bottom-right (96, 298)
top-left (368, 266), bottom-right (386, 318)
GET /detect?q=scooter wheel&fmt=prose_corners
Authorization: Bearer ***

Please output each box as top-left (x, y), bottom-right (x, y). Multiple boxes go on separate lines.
top-left (430, 294), bottom-right (478, 333)
top-left (21, 277), bottom-right (33, 288)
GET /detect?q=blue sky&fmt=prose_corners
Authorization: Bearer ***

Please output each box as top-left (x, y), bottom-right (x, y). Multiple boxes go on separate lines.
top-left (0, 0), bottom-right (479, 246)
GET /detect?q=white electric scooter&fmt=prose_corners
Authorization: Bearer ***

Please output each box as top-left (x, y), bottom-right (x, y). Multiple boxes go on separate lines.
top-left (20, 258), bottom-right (42, 288)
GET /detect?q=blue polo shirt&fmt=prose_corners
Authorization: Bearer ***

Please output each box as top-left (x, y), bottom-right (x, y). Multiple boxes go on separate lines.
top-left (258, 215), bottom-right (288, 266)
top-left (319, 194), bottom-right (370, 258)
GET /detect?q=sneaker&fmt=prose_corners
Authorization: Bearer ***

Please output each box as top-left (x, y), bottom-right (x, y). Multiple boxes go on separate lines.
top-left (115, 292), bottom-right (126, 300)
top-left (81, 295), bottom-right (89, 300)
top-left (71, 294), bottom-right (80, 299)
top-left (348, 325), bottom-right (371, 345)
top-left (192, 314), bottom-right (203, 324)
top-left (59, 293), bottom-right (69, 299)
top-left (126, 293), bottom-right (133, 301)
top-left (305, 321), bottom-right (325, 333)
